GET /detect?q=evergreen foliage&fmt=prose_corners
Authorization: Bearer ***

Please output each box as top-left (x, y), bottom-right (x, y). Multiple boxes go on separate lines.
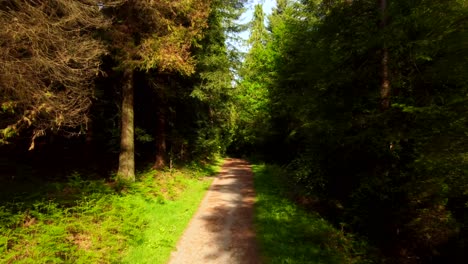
top-left (0, 0), bottom-right (466, 262)
top-left (232, 3), bottom-right (273, 155)
top-left (236, 0), bottom-right (468, 262)
top-left (0, 0), bottom-right (108, 147)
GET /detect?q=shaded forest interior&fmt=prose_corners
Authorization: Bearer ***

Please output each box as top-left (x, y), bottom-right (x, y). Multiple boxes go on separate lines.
top-left (1, 0), bottom-right (467, 263)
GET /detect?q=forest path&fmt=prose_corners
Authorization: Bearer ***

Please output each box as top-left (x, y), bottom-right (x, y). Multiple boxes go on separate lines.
top-left (168, 158), bottom-right (260, 264)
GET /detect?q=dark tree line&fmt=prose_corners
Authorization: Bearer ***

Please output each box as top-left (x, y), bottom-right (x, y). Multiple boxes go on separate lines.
top-left (236, 0), bottom-right (467, 263)
top-left (0, 0), bottom-right (247, 180)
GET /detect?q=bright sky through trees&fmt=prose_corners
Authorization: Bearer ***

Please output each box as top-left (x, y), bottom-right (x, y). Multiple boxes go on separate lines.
top-left (238, 0), bottom-right (276, 52)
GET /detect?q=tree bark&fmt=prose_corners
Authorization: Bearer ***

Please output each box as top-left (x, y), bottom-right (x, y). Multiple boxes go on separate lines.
top-left (380, 48), bottom-right (390, 110)
top-left (380, 0), bottom-right (391, 111)
top-left (84, 117), bottom-right (94, 165)
top-left (117, 69), bottom-right (135, 181)
top-left (154, 106), bottom-right (167, 169)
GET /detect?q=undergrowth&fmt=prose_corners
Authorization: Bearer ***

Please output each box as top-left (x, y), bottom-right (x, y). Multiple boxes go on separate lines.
top-left (253, 164), bottom-right (377, 264)
top-left (0, 158), bottom-right (223, 263)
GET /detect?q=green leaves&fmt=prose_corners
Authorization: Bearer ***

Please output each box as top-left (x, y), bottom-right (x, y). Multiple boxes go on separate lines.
top-left (234, 0), bottom-right (468, 262)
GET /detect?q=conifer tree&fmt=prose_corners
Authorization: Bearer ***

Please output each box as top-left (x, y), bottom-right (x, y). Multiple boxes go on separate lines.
top-left (0, 0), bottom-right (108, 147)
top-left (234, 0), bottom-right (467, 261)
top-left (234, 4), bottom-right (272, 154)
top-left (101, 0), bottom-right (210, 180)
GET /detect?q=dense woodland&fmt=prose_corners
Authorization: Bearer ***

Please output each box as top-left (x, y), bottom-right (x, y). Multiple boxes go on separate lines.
top-left (0, 0), bottom-right (467, 263)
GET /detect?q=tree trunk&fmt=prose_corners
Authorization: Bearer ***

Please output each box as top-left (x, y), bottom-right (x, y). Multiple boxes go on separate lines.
top-left (84, 118), bottom-right (95, 166)
top-left (380, 48), bottom-right (390, 110)
top-left (154, 106), bottom-right (166, 169)
top-left (380, 0), bottom-right (390, 111)
top-left (117, 69), bottom-right (135, 181)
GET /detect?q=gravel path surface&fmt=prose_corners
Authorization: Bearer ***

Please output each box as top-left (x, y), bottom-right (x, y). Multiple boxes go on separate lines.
top-left (168, 158), bottom-right (260, 264)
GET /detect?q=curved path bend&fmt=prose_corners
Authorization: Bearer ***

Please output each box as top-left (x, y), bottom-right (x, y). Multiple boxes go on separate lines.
top-left (168, 158), bottom-right (260, 264)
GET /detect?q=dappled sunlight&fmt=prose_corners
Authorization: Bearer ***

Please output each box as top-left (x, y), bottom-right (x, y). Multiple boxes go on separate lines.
top-left (169, 158), bottom-right (259, 264)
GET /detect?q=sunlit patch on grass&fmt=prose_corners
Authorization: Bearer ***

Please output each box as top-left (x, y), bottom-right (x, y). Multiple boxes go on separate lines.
top-left (0, 160), bottom-right (221, 263)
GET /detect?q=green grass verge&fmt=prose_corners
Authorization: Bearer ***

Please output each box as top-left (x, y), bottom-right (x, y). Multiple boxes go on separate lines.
top-left (253, 164), bottom-right (376, 264)
top-left (0, 159), bottom-right (224, 263)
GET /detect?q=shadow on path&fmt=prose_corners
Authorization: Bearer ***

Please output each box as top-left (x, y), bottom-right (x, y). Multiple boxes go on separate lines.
top-left (169, 158), bottom-right (260, 264)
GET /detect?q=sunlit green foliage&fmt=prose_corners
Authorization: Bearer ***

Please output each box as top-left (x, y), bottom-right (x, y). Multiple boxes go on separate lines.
top-left (239, 0), bottom-right (468, 262)
top-left (233, 4), bottom-right (274, 155)
top-left (0, 161), bottom-right (221, 263)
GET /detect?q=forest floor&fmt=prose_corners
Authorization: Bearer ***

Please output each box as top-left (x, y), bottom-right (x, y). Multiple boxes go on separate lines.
top-left (168, 158), bottom-right (260, 264)
top-left (0, 160), bottom-right (221, 263)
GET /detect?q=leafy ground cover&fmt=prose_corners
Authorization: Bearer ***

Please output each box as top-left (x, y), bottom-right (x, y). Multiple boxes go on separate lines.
top-left (253, 164), bottom-right (377, 264)
top-left (0, 159), bottom-right (223, 263)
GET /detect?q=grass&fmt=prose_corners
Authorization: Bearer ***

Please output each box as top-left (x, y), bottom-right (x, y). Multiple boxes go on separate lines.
top-left (252, 164), bottom-right (376, 264)
top-left (0, 158), bottom-right (224, 263)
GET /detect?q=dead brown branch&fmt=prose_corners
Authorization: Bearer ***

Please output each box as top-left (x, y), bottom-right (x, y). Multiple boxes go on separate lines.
top-left (0, 0), bottom-right (109, 146)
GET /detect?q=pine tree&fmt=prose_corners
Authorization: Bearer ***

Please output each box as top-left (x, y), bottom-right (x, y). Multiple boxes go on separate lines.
top-left (101, 0), bottom-right (210, 180)
top-left (234, 3), bottom-right (272, 154)
top-left (0, 0), bottom-right (108, 147)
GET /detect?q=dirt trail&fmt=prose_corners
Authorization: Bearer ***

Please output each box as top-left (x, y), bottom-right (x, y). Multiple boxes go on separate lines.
top-left (168, 158), bottom-right (260, 264)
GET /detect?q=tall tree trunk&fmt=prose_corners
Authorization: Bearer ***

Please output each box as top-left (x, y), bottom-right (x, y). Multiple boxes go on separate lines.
top-left (380, 48), bottom-right (390, 110)
top-left (380, 0), bottom-right (390, 111)
top-left (117, 69), bottom-right (135, 181)
top-left (154, 106), bottom-right (166, 169)
top-left (84, 118), bottom-right (94, 166)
